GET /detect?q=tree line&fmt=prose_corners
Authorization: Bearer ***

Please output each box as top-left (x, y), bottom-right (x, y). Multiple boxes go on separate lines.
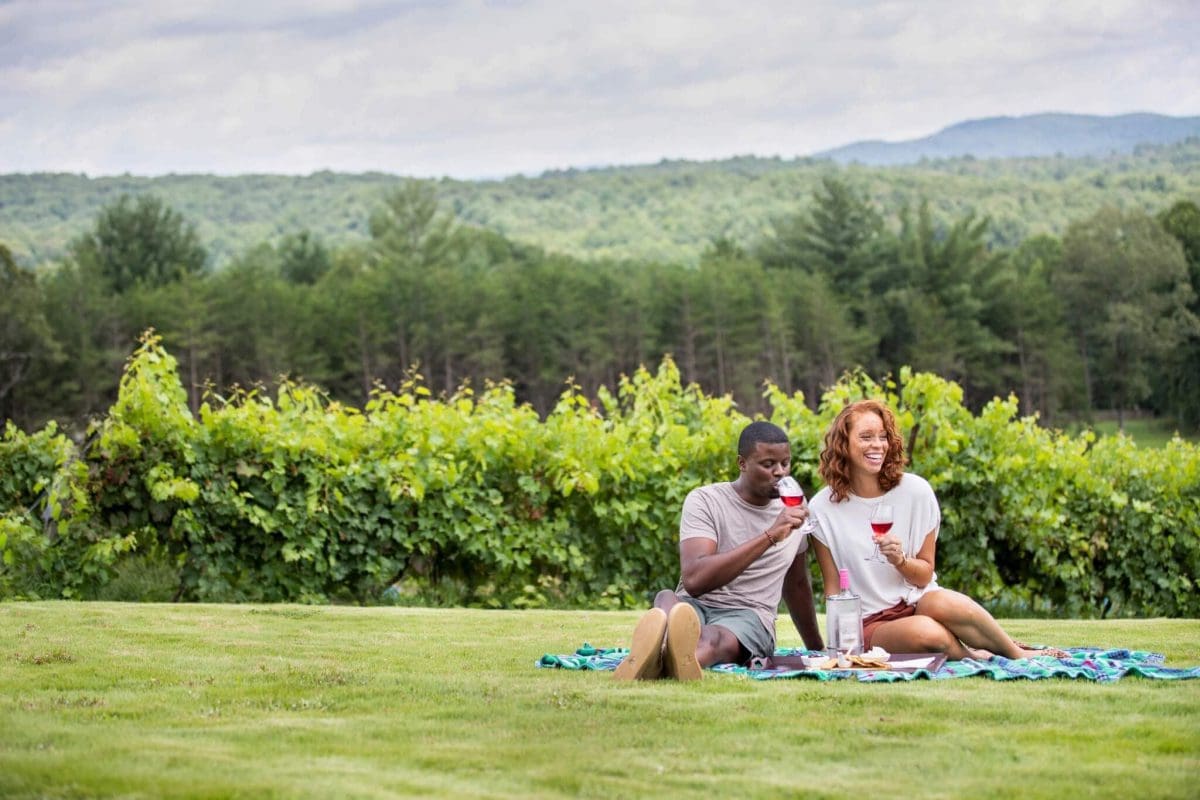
top-left (2, 179), bottom-right (1199, 434)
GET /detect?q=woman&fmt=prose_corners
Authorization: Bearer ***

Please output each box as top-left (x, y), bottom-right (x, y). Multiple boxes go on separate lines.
top-left (808, 399), bottom-right (1065, 661)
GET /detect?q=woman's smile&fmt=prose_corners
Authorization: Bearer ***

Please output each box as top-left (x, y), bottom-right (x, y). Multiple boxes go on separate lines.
top-left (848, 411), bottom-right (888, 476)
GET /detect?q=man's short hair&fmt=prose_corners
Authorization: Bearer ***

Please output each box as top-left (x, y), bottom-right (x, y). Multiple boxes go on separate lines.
top-left (738, 421), bottom-right (789, 457)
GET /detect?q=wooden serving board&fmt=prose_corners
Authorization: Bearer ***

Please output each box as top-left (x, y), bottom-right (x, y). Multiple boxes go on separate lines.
top-left (765, 653), bottom-right (948, 673)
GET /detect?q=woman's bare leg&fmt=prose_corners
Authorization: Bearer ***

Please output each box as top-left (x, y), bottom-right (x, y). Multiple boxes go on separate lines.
top-left (915, 589), bottom-right (1055, 659)
top-left (869, 615), bottom-right (987, 661)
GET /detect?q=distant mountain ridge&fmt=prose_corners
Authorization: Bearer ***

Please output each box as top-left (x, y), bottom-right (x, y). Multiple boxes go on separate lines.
top-left (813, 112), bottom-right (1200, 165)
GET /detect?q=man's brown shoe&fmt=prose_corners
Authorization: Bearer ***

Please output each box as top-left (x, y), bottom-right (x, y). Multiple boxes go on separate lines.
top-left (612, 608), bottom-right (667, 680)
top-left (663, 603), bottom-right (702, 680)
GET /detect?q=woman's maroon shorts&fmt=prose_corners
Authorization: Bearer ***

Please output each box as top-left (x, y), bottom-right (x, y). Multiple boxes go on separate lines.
top-left (862, 600), bottom-right (916, 649)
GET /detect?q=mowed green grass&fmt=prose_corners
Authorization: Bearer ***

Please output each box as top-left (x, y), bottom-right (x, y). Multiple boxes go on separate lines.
top-left (1089, 417), bottom-right (1196, 448)
top-left (2, 603), bottom-right (1198, 799)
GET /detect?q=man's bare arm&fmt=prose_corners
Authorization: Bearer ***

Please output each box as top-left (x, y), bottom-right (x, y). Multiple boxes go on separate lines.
top-left (782, 547), bottom-right (824, 651)
top-left (678, 504), bottom-right (808, 597)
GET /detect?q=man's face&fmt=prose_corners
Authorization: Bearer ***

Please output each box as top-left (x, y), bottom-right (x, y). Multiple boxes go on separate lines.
top-left (738, 441), bottom-right (791, 502)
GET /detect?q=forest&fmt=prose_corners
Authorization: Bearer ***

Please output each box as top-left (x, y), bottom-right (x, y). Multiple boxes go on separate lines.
top-left (3, 137), bottom-right (1199, 269)
top-left (2, 143), bottom-right (1200, 437)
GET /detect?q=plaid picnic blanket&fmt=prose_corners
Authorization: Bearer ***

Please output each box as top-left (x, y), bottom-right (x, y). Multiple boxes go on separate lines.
top-left (537, 644), bottom-right (1200, 683)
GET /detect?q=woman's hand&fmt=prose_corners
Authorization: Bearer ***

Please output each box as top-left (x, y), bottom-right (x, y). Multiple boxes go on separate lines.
top-left (876, 533), bottom-right (906, 567)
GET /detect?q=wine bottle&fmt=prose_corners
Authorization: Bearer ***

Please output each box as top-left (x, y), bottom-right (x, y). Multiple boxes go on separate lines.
top-left (825, 568), bottom-right (864, 656)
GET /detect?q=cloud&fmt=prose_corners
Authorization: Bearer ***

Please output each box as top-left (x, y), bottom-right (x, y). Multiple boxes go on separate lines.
top-left (2, 0), bottom-right (1198, 177)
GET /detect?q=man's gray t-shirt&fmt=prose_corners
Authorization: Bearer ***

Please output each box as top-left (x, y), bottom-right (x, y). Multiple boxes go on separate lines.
top-left (677, 482), bottom-right (809, 640)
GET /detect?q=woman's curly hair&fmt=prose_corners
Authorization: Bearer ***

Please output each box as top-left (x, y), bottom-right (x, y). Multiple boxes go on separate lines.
top-left (818, 399), bottom-right (907, 502)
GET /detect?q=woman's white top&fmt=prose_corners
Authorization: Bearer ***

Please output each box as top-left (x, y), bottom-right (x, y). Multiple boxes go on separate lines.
top-left (809, 473), bottom-right (941, 616)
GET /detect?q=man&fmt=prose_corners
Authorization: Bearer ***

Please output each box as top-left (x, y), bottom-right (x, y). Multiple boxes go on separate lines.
top-left (614, 421), bottom-right (824, 680)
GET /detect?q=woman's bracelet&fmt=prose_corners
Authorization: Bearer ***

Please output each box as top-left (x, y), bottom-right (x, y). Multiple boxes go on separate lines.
top-left (764, 530), bottom-right (778, 546)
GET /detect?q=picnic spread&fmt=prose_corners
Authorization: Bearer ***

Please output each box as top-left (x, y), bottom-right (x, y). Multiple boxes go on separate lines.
top-left (537, 644), bottom-right (1200, 682)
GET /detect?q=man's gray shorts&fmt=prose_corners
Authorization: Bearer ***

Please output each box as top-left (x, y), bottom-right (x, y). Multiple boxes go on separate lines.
top-left (677, 596), bottom-right (774, 661)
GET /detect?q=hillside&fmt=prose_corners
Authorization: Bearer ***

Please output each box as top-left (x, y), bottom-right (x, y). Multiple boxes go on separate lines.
top-left (2, 135), bottom-right (1199, 269)
top-left (814, 112), bottom-right (1200, 165)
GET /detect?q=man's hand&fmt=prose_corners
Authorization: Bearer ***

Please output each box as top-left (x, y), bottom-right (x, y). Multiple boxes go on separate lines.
top-left (768, 505), bottom-right (809, 542)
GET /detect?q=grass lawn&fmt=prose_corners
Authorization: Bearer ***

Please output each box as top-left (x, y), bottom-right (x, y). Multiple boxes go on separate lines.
top-left (2, 603), bottom-right (1198, 799)
top-left (1086, 416), bottom-right (1195, 448)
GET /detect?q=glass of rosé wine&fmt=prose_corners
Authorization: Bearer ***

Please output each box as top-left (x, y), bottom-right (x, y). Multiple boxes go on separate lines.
top-left (866, 503), bottom-right (894, 563)
top-left (776, 476), bottom-right (815, 534)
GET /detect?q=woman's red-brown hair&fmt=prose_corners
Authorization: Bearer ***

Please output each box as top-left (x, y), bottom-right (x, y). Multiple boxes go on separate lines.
top-left (818, 399), bottom-right (907, 502)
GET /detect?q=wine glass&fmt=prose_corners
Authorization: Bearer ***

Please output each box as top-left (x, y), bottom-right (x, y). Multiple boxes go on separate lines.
top-left (776, 476), bottom-right (815, 534)
top-left (866, 503), bottom-right (893, 563)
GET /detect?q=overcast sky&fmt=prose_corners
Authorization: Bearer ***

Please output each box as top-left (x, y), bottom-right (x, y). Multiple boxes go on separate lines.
top-left (3, 0), bottom-right (1199, 179)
